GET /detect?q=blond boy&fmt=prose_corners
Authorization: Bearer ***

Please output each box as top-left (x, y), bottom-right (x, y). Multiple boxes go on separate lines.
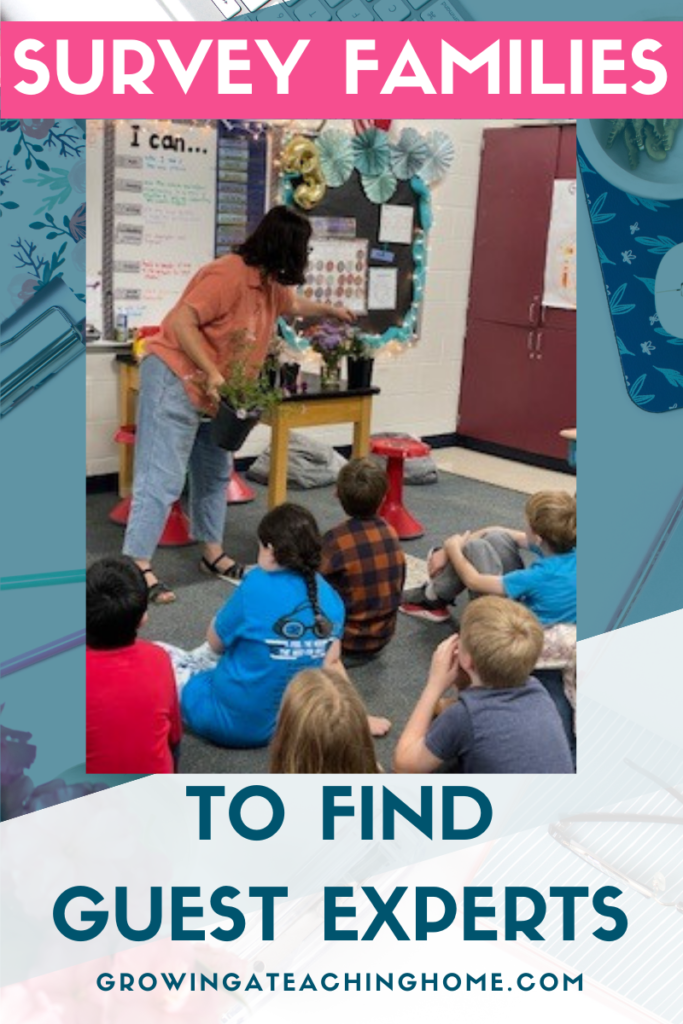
top-left (394, 597), bottom-right (574, 774)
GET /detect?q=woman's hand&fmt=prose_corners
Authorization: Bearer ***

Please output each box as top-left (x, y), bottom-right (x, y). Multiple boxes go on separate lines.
top-left (204, 369), bottom-right (225, 404)
top-left (330, 305), bottom-right (356, 323)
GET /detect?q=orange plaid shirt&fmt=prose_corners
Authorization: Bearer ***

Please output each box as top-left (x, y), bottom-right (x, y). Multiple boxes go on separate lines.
top-left (321, 516), bottom-right (406, 655)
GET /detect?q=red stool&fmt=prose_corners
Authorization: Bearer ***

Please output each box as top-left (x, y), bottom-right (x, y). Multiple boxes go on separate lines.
top-left (370, 435), bottom-right (431, 540)
top-left (226, 468), bottom-right (255, 504)
top-left (110, 425), bottom-right (194, 547)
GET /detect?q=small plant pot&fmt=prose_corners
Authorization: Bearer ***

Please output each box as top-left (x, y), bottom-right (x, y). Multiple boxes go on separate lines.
top-left (212, 398), bottom-right (261, 452)
top-left (261, 366), bottom-right (278, 389)
top-left (347, 356), bottom-right (374, 390)
top-left (279, 362), bottom-right (300, 391)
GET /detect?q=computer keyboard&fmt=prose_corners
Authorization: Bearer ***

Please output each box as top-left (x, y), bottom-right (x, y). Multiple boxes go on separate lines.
top-left (214, 0), bottom-right (469, 23)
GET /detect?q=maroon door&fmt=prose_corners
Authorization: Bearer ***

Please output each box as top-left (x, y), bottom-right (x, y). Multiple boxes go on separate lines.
top-left (458, 320), bottom-right (537, 452)
top-left (468, 127), bottom-right (560, 329)
top-left (529, 327), bottom-right (577, 459)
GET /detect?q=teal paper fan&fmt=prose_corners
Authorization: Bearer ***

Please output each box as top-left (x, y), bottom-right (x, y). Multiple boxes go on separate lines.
top-left (419, 131), bottom-right (455, 184)
top-left (352, 127), bottom-right (391, 177)
top-left (362, 169), bottom-right (397, 204)
top-left (317, 129), bottom-right (354, 187)
top-left (390, 127), bottom-right (429, 180)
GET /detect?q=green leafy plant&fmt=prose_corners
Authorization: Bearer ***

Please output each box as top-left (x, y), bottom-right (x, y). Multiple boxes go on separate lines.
top-left (346, 331), bottom-right (374, 360)
top-left (218, 360), bottom-right (282, 417)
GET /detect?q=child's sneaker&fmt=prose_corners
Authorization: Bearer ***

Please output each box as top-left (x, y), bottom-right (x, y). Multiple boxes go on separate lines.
top-left (400, 585), bottom-right (451, 623)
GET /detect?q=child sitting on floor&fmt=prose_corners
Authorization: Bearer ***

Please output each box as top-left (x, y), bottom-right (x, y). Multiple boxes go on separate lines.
top-left (321, 458), bottom-right (405, 661)
top-left (401, 490), bottom-right (576, 628)
top-left (270, 668), bottom-right (379, 773)
top-left (393, 596), bottom-right (574, 774)
top-left (168, 503), bottom-right (389, 749)
top-left (86, 557), bottom-right (182, 775)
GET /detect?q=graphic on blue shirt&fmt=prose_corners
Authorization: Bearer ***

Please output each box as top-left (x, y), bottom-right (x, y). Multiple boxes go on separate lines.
top-left (268, 599), bottom-right (334, 662)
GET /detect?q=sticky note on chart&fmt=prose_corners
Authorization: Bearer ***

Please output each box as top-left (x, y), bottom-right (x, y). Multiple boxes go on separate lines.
top-left (379, 204), bottom-right (414, 245)
top-left (368, 268), bottom-right (398, 310)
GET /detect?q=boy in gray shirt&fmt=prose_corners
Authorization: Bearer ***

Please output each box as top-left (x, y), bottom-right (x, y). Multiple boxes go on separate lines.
top-left (394, 596), bottom-right (574, 775)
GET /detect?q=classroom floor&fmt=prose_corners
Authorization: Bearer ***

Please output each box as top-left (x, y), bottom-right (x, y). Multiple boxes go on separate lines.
top-left (85, 448), bottom-right (574, 774)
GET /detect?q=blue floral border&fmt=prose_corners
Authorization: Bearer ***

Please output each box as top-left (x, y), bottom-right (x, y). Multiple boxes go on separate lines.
top-left (578, 140), bottom-right (683, 413)
top-left (0, 118), bottom-right (87, 322)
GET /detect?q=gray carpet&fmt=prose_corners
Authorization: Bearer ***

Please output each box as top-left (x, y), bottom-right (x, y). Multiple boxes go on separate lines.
top-left (86, 473), bottom-right (529, 773)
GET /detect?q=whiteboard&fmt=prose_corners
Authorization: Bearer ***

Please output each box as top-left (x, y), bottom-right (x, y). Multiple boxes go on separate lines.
top-left (110, 120), bottom-right (217, 330)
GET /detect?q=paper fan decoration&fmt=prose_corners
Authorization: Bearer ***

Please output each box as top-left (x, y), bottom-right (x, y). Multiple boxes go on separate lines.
top-left (351, 127), bottom-right (391, 177)
top-left (362, 169), bottom-right (398, 204)
top-left (317, 129), bottom-right (354, 187)
top-left (419, 131), bottom-right (455, 184)
top-left (391, 127), bottom-right (430, 180)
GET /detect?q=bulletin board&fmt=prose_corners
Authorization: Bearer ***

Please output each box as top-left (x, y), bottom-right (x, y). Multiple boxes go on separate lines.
top-left (298, 173), bottom-right (422, 338)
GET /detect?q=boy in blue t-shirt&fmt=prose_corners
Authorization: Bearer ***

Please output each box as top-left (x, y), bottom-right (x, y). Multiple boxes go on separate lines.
top-left (401, 491), bottom-right (576, 627)
top-left (394, 596), bottom-right (574, 774)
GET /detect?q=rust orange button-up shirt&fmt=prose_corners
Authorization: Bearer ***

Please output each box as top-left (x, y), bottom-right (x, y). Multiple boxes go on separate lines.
top-left (145, 253), bottom-right (295, 414)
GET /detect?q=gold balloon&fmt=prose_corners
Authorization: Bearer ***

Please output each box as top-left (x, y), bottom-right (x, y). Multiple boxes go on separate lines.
top-left (282, 136), bottom-right (319, 176)
top-left (295, 179), bottom-right (326, 210)
top-left (282, 135), bottom-right (326, 211)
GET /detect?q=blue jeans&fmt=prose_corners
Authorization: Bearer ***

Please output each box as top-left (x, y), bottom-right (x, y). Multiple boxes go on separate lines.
top-left (122, 356), bottom-right (231, 561)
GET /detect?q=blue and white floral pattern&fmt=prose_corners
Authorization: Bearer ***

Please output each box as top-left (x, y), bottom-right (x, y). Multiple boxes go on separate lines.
top-left (579, 140), bottom-right (683, 413)
top-left (0, 119), bottom-right (86, 320)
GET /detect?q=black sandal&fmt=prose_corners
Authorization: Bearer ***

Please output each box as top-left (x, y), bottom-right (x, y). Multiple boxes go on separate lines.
top-left (142, 568), bottom-right (176, 604)
top-left (200, 554), bottom-right (246, 585)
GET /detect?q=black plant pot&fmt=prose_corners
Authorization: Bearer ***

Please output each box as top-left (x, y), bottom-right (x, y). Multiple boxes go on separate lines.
top-left (212, 398), bottom-right (261, 452)
top-left (279, 362), bottom-right (300, 391)
top-left (261, 365), bottom-right (278, 389)
top-left (347, 356), bottom-right (374, 390)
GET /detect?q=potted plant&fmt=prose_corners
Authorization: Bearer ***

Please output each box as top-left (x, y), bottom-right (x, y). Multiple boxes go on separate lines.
top-left (212, 361), bottom-right (282, 452)
top-left (261, 335), bottom-right (283, 389)
top-left (303, 319), bottom-right (353, 390)
top-left (346, 332), bottom-right (375, 390)
top-left (279, 359), bottom-right (301, 392)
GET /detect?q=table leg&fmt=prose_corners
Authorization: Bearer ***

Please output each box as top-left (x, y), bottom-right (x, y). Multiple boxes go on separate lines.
top-left (268, 413), bottom-right (290, 509)
top-left (352, 396), bottom-right (372, 458)
top-left (119, 364), bottom-right (136, 498)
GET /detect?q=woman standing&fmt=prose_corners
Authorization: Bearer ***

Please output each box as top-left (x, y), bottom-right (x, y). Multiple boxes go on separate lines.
top-left (122, 206), bottom-right (353, 604)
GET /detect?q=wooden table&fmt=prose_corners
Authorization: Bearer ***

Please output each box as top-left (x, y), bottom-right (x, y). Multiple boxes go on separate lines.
top-left (115, 356), bottom-right (379, 508)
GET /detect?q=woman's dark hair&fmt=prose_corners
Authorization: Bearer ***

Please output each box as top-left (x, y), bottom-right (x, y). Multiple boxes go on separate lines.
top-left (236, 206), bottom-right (312, 287)
top-left (257, 503), bottom-right (332, 638)
top-left (86, 556), bottom-right (148, 650)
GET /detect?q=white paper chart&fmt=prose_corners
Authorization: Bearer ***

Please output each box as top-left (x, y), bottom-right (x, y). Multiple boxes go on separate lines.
top-left (379, 203), bottom-right (414, 244)
top-left (368, 267), bottom-right (398, 310)
top-left (110, 120), bottom-right (217, 329)
top-left (301, 238), bottom-right (368, 314)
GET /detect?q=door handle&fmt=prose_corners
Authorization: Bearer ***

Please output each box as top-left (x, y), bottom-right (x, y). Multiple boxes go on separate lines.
top-left (528, 295), bottom-right (540, 324)
top-left (527, 331), bottom-right (535, 359)
top-left (535, 331), bottom-right (543, 360)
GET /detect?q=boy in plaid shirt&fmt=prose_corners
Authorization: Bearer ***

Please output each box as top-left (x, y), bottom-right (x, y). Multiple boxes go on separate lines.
top-left (321, 458), bottom-right (406, 660)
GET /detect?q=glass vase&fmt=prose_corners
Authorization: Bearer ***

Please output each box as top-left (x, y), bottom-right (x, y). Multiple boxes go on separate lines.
top-left (320, 360), bottom-right (342, 390)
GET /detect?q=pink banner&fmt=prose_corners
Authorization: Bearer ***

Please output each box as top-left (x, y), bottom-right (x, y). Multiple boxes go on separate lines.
top-left (2, 22), bottom-right (682, 118)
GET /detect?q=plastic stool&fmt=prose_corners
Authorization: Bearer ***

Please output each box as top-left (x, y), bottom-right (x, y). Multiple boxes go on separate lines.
top-left (226, 468), bottom-right (255, 504)
top-left (370, 435), bottom-right (431, 540)
top-left (110, 425), bottom-right (194, 547)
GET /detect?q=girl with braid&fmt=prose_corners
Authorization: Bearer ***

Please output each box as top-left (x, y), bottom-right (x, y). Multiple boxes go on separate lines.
top-left (174, 504), bottom-right (389, 750)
